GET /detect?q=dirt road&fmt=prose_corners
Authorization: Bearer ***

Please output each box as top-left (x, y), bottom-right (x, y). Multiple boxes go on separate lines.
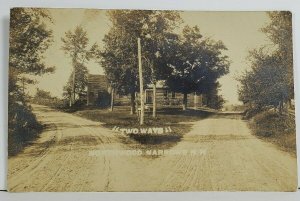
top-left (8, 105), bottom-right (298, 191)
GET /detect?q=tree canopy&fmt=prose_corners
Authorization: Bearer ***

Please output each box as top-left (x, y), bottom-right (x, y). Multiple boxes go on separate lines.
top-left (8, 8), bottom-right (54, 155)
top-left (61, 26), bottom-right (96, 105)
top-left (9, 8), bottom-right (54, 103)
top-left (99, 10), bottom-right (229, 111)
top-left (166, 25), bottom-right (230, 109)
top-left (100, 10), bottom-right (181, 91)
top-left (238, 11), bottom-right (293, 114)
top-left (98, 10), bottom-right (182, 113)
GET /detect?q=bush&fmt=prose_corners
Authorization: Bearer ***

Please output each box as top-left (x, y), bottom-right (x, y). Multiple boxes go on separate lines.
top-left (32, 97), bottom-right (65, 108)
top-left (250, 110), bottom-right (296, 153)
top-left (243, 107), bottom-right (263, 119)
top-left (8, 103), bottom-right (43, 156)
top-left (252, 111), bottom-right (293, 136)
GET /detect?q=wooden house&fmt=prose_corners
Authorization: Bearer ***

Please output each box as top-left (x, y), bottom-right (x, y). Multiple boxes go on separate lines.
top-left (143, 80), bottom-right (206, 108)
top-left (86, 74), bottom-right (206, 108)
top-left (87, 74), bottom-right (111, 106)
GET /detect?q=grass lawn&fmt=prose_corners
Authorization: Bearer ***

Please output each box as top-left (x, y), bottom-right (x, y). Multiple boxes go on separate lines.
top-left (75, 106), bottom-right (211, 148)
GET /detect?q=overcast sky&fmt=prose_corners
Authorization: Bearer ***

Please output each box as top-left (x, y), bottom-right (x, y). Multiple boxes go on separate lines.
top-left (27, 9), bottom-right (272, 105)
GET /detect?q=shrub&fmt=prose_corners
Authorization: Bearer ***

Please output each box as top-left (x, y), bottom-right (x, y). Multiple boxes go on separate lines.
top-left (8, 103), bottom-right (43, 156)
top-left (252, 111), bottom-right (293, 136)
top-left (250, 110), bottom-right (296, 153)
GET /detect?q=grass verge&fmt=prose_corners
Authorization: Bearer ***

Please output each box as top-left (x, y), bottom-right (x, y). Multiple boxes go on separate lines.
top-left (249, 110), bottom-right (296, 155)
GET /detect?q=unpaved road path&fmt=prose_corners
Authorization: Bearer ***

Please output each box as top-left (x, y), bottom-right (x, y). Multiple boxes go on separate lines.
top-left (8, 105), bottom-right (297, 191)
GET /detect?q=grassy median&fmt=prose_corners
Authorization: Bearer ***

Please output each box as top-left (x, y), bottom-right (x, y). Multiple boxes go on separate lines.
top-left (75, 106), bottom-right (211, 148)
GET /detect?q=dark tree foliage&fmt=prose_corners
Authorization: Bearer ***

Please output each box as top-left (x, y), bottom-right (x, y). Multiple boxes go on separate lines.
top-left (34, 88), bottom-right (53, 99)
top-left (99, 11), bottom-right (229, 112)
top-left (9, 8), bottom-right (54, 155)
top-left (166, 26), bottom-right (230, 110)
top-left (9, 8), bottom-right (54, 103)
top-left (239, 49), bottom-right (289, 112)
top-left (262, 11), bottom-right (294, 99)
top-left (98, 10), bottom-right (181, 114)
top-left (238, 11), bottom-right (293, 114)
top-left (205, 82), bottom-right (226, 110)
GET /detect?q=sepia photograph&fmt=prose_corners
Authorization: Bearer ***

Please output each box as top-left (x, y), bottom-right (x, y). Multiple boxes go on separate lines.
top-left (7, 8), bottom-right (297, 192)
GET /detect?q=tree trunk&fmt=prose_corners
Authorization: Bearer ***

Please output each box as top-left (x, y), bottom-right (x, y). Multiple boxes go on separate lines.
top-left (182, 93), bottom-right (187, 111)
top-left (72, 70), bottom-right (76, 106)
top-left (130, 92), bottom-right (136, 115)
top-left (194, 92), bottom-right (198, 109)
top-left (69, 95), bottom-right (72, 107)
top-left (153, 82), bottom-right (157, 118)
top-left (110, 88), bottom-right (114, 112)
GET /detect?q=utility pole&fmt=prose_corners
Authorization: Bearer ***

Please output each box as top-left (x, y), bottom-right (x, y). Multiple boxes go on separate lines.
top-left (153, 81), bottom-right (157, 118)
top-left (138, 38), bottom-right (145, 125)
top-left (151, 60), bottom-right (157, 118)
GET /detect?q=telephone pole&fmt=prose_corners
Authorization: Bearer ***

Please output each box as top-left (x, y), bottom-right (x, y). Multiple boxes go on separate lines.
top-left (138, 38), bottom-right (145, 125)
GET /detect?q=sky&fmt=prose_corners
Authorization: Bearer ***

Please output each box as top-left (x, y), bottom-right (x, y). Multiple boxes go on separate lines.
top-left (26, 9), bottom-right (272, 105)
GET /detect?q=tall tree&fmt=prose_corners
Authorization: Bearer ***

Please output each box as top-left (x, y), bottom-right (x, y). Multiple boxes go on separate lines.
top-left (238, 11), bottom-right (293, 114)
top-left (262, 11), bottom-right (294, 101)
top-left (62, 62), bottom-right (88, 106)
top-left (9, 8), bottom-right (54, 103)
top-left (9, 8), bottom-right (54, 155)
top-left (140, 12), bottom-right (181, 117)
top-left (61, 26), bottom-right (94, 106)
top-left (238, 48), bottom-right (289, 114)
top-left (166, 26), bottom-right (230, 110)
top-left (99, 10), bottom-right (181, 115)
